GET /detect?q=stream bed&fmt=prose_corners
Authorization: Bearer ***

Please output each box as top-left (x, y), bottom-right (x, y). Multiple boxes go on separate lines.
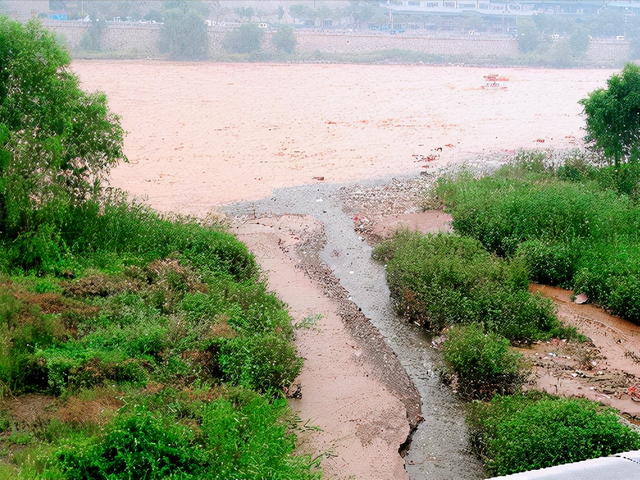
top-left (225, 176), bottom-right (485, 480)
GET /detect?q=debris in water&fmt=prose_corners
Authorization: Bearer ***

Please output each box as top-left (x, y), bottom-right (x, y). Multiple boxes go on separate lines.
top-left (574, 293), bottom-right (588, 304)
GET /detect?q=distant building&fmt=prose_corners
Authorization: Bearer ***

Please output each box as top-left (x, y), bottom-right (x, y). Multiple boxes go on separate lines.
top-left (381, 1), bottom-right (640, 16)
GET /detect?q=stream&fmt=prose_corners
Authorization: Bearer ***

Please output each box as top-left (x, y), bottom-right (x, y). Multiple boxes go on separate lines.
top-left (224, 176), bottom-right (485, 480)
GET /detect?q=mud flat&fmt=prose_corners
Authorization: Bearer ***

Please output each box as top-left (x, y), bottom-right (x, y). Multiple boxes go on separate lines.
top-left (522, 285), bottom-right (640, 420)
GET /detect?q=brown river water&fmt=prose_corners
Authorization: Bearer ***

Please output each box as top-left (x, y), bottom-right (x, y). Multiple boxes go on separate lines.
top-left (72, 61), bottom-right (614, 216)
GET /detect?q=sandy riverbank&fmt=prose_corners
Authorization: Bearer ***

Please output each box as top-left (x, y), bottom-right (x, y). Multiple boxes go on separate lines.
top-left (233, 215), bottom-right (410, 479)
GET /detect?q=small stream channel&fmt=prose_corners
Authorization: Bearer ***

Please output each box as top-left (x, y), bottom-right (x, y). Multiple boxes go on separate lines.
top-left (224, 176), bottom-right (485, 480)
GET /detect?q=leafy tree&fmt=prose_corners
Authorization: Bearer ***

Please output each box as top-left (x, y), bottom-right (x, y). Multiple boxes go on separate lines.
top-left (517, 19), bottom-right (542, 53)
top-left (144, 9), bottom-right (163, 23)
top-left (289, 4), bottom-right (316, 22)
top-left (0, 17), bottom-right (125, 255)
top-left (580, 63), bottom-right (640, 168)
top-left (549, 38), bottom-right (574, 68)
top-left (277, 5), bottom-right (284, 21)
top-left (79, 15), bottom-right (107, 51)
top-left (159, 1), bottom-right (209, 60)
top-left (223, 24), bottom-right (264, 54)
top-left (234, 6), bottom-right (254, 22)
top-left (349, 1), bottom-right (375, 27)
top-left (569, 27), bottom-right (590, 56)
top-left (591, 8), bottom-right (624, 37)
top-left (532, 13), bottom-right (574, 37)
top-left (163, 0), bottom-right (209, 18)
top-left (462, 12), bottom-right (484, 32)
top-left (272, 25), bottom-right (296, 53)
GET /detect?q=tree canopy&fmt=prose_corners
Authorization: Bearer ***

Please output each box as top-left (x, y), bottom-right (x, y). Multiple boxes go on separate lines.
top-left (0, 16), bottom-right (126, 243)
top-left (580, 63), bottom-right (640, 167)
top-left (159, 0), bottom-right (209, 60)
top-left (272, 26), bottom-right (297, 54)
top-left (223, 24), bottom-right (264, 54)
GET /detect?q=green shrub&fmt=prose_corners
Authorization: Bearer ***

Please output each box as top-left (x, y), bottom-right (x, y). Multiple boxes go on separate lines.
top-left (468, 392), bottom-right (640, 476)
top-left (202, 395), bottom-right (320, 479)
top-left (2, 193), bottom-right (259, 282)
top-left (371, 238), bottom-right (397, 262)
top-left (436, 154), bottom-right (640, 324)
top-left (272, 26), bottom-right (297, 53)
top-left (220, 335), bottom-right (302, 395)
top-left (573, 241), bottom-right (640, 322)
top-left (59, 406), bottom-right (205, 479)
top-left (382, 231), bottom-right (560, 340)
top-left (42, 347), bottom-right (147, 395)
top-left (58, 391), bottom-right (320, 480)
top-left (223, 24), bottom-right (264, 54)
top-left (159, 6), bottom-right (209, 60)
top-left (515, 239), bottom-right (579, 287)
top-left (443, 324), bottom-right (527, 399)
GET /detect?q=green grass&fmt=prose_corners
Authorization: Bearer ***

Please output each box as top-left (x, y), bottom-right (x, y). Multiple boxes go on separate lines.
top-left (375, 230), bottom-right (569, 341)
top-left (436, 151), bottom-right (640, 323)
top-left (0, 190), bottom-right (317, 478)
top-left (468, 391), bottom-right (640, 476)
top-left (442, 323), bottom-right (527, 399)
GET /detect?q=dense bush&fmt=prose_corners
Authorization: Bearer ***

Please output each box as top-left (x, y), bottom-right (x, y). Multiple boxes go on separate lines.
top-left (0, 191), bottom-right (259, 281)
top-left (442, 324), bottom-right (527, 399)
top-left (468, 392), bottom-right (640, 476)
top-left (272, 26), bottom-right (297, 53)
top-left (223, 24), bottom-right (264, 54)
top-left (59, 391), bottom-right (320, 479)
top-left (376, 231), bottom-right (562, 341)
top-left (0, 261), bottom-right (301, 396)
top-left (159, 3), bottom-right (209, 60)
top-left (0, 17), bottom-right (126, 245)
top-left (436, 153), bottom-right (640, 323)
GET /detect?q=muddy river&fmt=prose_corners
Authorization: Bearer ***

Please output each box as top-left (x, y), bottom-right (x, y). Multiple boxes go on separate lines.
top-left (72, 61), bottom-right (614, 216)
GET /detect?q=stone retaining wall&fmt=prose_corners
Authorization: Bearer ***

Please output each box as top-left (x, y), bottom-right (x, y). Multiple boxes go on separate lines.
top-left (45, 22), bottom-right (629, 66)
top-left (294, 32), bottom-right (519, 59)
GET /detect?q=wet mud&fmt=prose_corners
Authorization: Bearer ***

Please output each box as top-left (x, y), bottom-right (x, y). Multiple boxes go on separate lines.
top-left (523, 285), bottom-right (640, 420)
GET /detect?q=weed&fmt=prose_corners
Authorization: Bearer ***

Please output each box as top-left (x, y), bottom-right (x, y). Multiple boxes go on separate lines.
top-left (382, 231), bottom-right (560, 340)
top-left (295, 314), bottom-right (322, 330)
top-left (443, 324), bottom-right (528, 399)
top-left (468, 392), bottom-right (640, 476)
top-left (436, 152), bottom-right (640, 323)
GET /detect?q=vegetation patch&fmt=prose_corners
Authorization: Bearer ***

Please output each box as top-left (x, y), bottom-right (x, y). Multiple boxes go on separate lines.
top-left (435, 151), bottom-right (640, 322)
top-left (0, 16), bottom-right (318, 478)
top-left (468, 391), bottom-right (640, 476)
top-left (442, 324), bottom-right (528, 399)
top-left (374, 230), bottom-right (567, 341)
